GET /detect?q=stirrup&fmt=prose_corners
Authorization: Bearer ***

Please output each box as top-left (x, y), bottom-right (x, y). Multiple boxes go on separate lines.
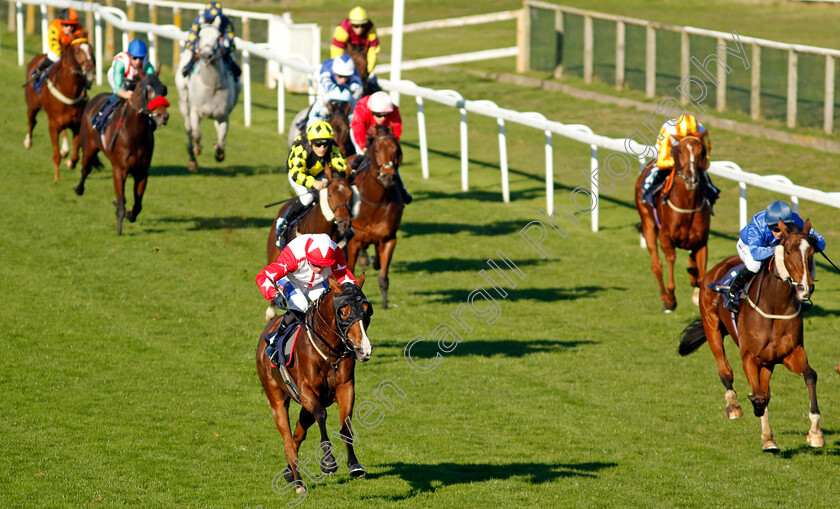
top-left (723, 292), bottom-right (739, 313)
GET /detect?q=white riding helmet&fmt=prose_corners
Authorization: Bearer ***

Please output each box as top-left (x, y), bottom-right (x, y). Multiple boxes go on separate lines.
top-left (332, 56), bottom-right (355, 78)
top-left (368, 91), bottom-right (394, 113)
top-left (328, 86), bottom-right (353, 103)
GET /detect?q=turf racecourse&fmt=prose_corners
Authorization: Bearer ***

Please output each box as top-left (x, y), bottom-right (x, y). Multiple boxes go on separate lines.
top-left (3, 12), bottom-right (840, 509)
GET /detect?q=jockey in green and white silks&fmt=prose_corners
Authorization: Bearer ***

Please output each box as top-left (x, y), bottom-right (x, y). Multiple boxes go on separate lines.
top-left (107, 40), bottom-right (155, 99)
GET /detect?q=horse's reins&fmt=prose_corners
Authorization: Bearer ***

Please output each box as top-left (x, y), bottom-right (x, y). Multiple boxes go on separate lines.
top-left (742, 238), bottom-right (811, 320)
top-left (305, 302), bottom-right (355, 394)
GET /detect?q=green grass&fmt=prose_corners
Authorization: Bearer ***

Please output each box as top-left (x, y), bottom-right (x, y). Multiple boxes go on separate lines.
top-left (3, 3), bottom-right (840, 508)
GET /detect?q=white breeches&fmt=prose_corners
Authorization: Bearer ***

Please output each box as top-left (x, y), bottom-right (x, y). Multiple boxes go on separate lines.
top-left (276, 277), bottom-right (329, 313)
top-left (737, 239), bottom-right (763, 272)
top-left (288, 172), bottom-right (320, 206)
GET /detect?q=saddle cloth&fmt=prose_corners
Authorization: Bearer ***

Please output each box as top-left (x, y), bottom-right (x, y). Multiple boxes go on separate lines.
top-left (32, 63), bottom-right (55, 95)
top-left (265, 323), bottom-right (302, 368)
top-left (708, 263), bottom-right (746, 308)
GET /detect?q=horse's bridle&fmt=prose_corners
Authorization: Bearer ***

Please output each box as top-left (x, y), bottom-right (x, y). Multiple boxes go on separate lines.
top-left (770, 233), bottom-right (815, 291)
top-left (324, 176), bottom-right (354, 221)
top-left (366, 134), bottom-right (400, 184)
top-left (675, 136), bottom-right (703, 188)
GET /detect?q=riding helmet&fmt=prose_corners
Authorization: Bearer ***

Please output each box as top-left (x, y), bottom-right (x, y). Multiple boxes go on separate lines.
top-left (307, 121), bottom-right (335, 142)
top-left (368, 91), bottom-right (394, 114)
top-left (59, 7), bottom-right (79, 25)
top-left (127, 39), bottom-right (148, 59)
top-left (203, 2), bottom-right (223, 22)
top-left (332, 56), bottom-right (355, 78)
top-left (348, 6), bottom-right (369, 25)
top-left (765, 200), bottom-right (794, 227)
top-left (304, 234), bottom-right (337, 267)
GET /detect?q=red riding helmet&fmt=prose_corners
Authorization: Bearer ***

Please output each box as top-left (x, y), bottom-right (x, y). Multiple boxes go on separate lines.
top-left (304, 234), bottom-right (337, 267)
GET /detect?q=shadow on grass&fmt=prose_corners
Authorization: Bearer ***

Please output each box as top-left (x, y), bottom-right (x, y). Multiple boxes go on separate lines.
top-left (415, 285), bottom-right (625, 304)
top-left (152, 164), bottom-right (275, 177)
top-left (353, 461), bottom-right (617, 501)
top-left (376, 338), bottom-right (597, 358)
top-left (392, 257), bottom-right (544, 274)
top-left (157, 216), bottom-right (274, 230)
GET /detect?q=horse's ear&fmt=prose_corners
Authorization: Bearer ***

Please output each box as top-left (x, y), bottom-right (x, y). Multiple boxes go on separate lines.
top-left (802, 219), bottom-right (812, 235)
top-left (328, 275), bottom-right (342, 292)
top-left (357, 272), bottom-right (365, 288)
top-left (155, 67), bottom-right (161, 77)
top-left (778, 220), bottom-right (790, 237)
top-left (323, 164), bottom-right (334, 179)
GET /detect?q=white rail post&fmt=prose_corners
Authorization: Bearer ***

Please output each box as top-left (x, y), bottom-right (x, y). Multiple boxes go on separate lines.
top-left (583, 15), bottom-right (593, 84)
top-left (615, 21), bottom-right (624, 90)
top-left (680, 30), bottom-right (689, 104)
top-left (94, 12), bottom-right (103, 85)
top-left (460, 104), bottom-right (468, 191)
top-left (750, 44), bottom-right (761, 120)
top-left (739, 182), bottom-right (748, 230)
top-left (40, 4), bottom-right (47, 54)
top-left (389, 0), bottom-right (404, 106)
top-left (277, 69), bottom-right (285, 134)
top-left (243, 50), bottom-right (251, 127)
top-left (787, 49), bottom-right (798, 128)
top-left (17, 2), bottom-right (24, 67)
top-left (545, 131), bottom-right (553, 212)
top-left (147, 31), bottom-right (156, 69)
top-left (824, 55), bottom-right (834, 134)
top-left (645, 24), bottom-right (655, 98)
top-left (416, 96), bottom-right (429, 179)
top-left (590, 144), bottom-right (599, 233)
top-left (474, 100), bottom-right (508, 203)
top-left (122, 30), bottom-right (129, 53)
top-left (716, 37), bottom-right (727, 111)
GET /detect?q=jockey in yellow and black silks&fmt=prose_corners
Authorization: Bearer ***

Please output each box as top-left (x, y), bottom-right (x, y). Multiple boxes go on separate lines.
top-left (274, 121), bottom-right (349, 244)
top-left (641, 114), bottom-right (719, 207)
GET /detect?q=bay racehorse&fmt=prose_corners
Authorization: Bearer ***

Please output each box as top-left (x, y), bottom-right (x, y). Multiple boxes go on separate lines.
top-left (256, 275), bottom-right (373, 492)
top-left (265, 166), bottom-right (359, 321)
top-left (345, 41), bottom-right (380, 97)
top-left (287, 99), bottom-right (355, 157)
top-left (346, 125), bottom-right (404, 309)
top-left (175, 24), bottom-right (240, 172)
top-left (678, 219), bottom-right (823, 452)
top-left (24, 35), bottom-right (95, 182)
top-left (635, 136), bottom-right (711, 312)
top-left (75, 71), bottom-right (170, 235)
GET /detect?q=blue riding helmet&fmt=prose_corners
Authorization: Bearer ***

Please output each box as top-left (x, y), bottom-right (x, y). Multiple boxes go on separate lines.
top-left (127, 39), bottom-right (148, 58)
top-left (765, 200), bottom-right (794, 227)
top-left (203, 2), bottom-right (223, 22)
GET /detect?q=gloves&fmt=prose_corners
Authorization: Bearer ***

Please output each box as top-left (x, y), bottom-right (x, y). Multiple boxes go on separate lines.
top-left (808, 234), bottom-right (822, 252)
top-left (273, 290), bottom-right (287, 310)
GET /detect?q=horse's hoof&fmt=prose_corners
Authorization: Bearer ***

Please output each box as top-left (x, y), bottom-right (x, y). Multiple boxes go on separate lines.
top-left (187, 160), bottom-right (199, 173)
top-left (320, 459), bottom-right (339, 475)
top-left (73, 185), bottom-right (84, 196)
top-left (295, 485), bottom-right (306, 494)
top-left (762, 440), bottom-right (780, 453)
top-left (725, 405), bottom-right (743, 420)
top-left (126, 212), bottom-right (137, 223)
top-left (65, 160), bottom-right (73, 169)
top-left (807, 432), bottom-right (825, 448)
top-left (214, 144), bottom-right (225, 162)
top-left (193, 144), bottom-right (202, 156)
top-left (23, 138), bottom-right (31, 149)
top-left (348, 463), bottom-right (366, 477)
top-left (692, 287), bottom-right (701, 306)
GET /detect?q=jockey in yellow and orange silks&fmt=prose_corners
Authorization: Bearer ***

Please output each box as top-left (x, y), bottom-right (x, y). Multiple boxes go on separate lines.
top-left (330, 6), bottom-right (380, 75)
top-left (641, 114), bottom-right (720, 206)
top-left (31, 8), bottom-right (85, 80)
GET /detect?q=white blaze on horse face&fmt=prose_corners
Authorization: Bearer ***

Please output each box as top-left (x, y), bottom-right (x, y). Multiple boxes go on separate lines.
top-left (355, 322), bottom-right (372, 361)
top-left (798, 238), bottom-right (811, 300)
top-left (80, 43), bottom-right (92, 61)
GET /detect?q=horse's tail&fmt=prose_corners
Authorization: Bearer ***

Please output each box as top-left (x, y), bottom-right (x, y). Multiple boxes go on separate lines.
top-left (678, 318), bottom-right (707, 356)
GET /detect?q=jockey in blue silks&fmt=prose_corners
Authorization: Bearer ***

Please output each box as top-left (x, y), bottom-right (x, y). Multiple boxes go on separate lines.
top-left (181, 2), bottom-right (240, 79)
top-left (723, 200), bottom-right (826, 313)
top-left (318, 55), bottom-right (363, 100)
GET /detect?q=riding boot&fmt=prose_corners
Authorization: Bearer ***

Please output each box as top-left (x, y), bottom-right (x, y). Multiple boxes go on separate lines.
top-left (394, 170), bottom-right (413, 204)
top-left (349, 154), bottom-right (365, 171)
top-left (701, 172), bottom-right (721, 208)
top-left (275, 198), bottom-right (305, 244)
top-left (182, 53), bottom-right (198, 77)
top-left (224, 53), bottom-right (242, 78)
top-left (265, 310), bottom-right (300, 367)
top-left (31, 57), bottom-right (52, 79)
top-left (642, 167), bottom-right (667, 206)
top-left (723, 266), bottom-right (756, 313)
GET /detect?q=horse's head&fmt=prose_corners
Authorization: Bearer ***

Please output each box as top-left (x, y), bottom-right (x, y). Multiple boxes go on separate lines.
top-left (326, 99), bottom-right (354, 156)
top-left (328, 275), bottom-right (373, 362)
top-left (320, 165), bottom-right (356, 237)
top-left (67, 34), bottom-right (95, 88)
top-left (366, 125), bottom-right (402, 188)
top-left (345, 42), bottom-right (369, 83)
top-left (776, 219), bottom-right (817, 302)
top-left (134, 70), bottom-right (170, 126)
top-left (674, 136), bottom-right (708, 191)
top-left (197, 24), bottom-right (222, 64)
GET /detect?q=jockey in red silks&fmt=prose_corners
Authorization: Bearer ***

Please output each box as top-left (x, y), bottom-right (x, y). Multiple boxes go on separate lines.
top-left (330, 6), bottom-right (380, 76)
top-left (349, 91), bottom-right (411, 204)
top-left (257, 232), bottom-right (357, 326)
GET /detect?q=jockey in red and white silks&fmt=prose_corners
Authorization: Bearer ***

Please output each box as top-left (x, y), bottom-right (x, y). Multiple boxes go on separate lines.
top-left (256, 233), bottom-right (357, 313)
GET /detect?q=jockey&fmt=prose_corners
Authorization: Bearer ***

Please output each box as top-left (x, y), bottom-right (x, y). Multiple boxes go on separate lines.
top-left (275, 121), bottom-right (349, 243)
top-left (723, 200), bottom-right (826, 313)
top-left (307, 86), bottom-right (354, 131)
top-left (350, 91), bottom-right (412, 204)
top-left (181, 2), bottom-right (240, 79)
top-left (318, 55), bottom-right (363, 100)
top-left (641, 113), bottom-right (720, 207)
top-left (255, 233), bottom-right (358, 365)
top-left (92, 39), bottom-right (156, 131)
top-left (31, 8), bottom-right (84, 80)
top-left (330, 6), bottom-right (380, 76)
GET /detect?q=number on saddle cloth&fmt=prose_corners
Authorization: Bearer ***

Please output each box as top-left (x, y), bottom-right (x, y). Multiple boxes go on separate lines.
top-left (91, 95), bottom-right (124, 133)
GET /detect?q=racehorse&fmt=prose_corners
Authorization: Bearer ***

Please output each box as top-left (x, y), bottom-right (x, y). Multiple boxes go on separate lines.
top-left (287, 99), bottom-right (355, 157)
top-left (346, 125), bottom-right (404, 309)
top-left (256, 274), bottom-right (373, 491)
top-left (345, 41), bottom-right (380, 97)
top-left (678, 219), bottom-right (823, 452)
top-left (175, 24), bottom-right (240, 172)
top-left (265, 166), bottom-right (359, 321)
top-left (24, 35), bottom-right (95, 182)
top-left (74, 71), bottom-right (170, 235)
top-left (635, 136), bottom-right (711, 312)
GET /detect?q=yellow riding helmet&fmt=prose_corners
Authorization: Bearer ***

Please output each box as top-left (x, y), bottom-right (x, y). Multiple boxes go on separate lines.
top-left (307, 121), bottom-right (334, 142)
top-left (348, 6), bottom-right (369, 24)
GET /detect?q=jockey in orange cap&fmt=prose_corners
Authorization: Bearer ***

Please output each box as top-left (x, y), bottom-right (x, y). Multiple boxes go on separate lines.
top-left (31, 8), bottom-right (84, 80)
top-left (641, 113), bottom-right (720, 207)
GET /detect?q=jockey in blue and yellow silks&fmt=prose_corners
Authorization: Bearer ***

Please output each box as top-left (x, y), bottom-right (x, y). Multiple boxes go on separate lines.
top-left (641, 114), bottom-right (719, 206)
top-left (181, 2), bottom-right (240, 79)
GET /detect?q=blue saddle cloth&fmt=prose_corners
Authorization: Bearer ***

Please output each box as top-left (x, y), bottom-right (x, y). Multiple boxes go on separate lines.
top-left (708, 263), bottom-right (745, 309)
top-left (32, 64), bottom-right (55, 95)
top-left (265, 322), bottom-right (302, 368)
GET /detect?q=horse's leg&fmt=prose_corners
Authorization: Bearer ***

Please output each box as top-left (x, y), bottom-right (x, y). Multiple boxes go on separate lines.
top-left (113, 167), bottom-right (127, 236)
top-left (68, 126), bottom-right (81, 170)
top-left (213, 119), bottom-right (228, 162)
top-left (689, 245), bottom-right (708, 306)
top-left (703, 316), bottom-right (742, 419)
top-left (641, 217), bottom-right (669, 311)
top-left (299, 396), bottom-right (339, 475)
top-left (660, 238), bottom-right (678, 312)
top-left (743, 357), bottom-right (777, 451)
top-left (335, 383), bottom-right (365, 477)
top-left (782, 346), bottom-right (824, 447)
top-left (126, 171), bottom-right (147, 223)
top-left (48, 120), bottom-right (62, 183)
top-left (346, 238), bottom-right (359, 274)
top-left (60, 130), bottom-right (70, 158)
top-left (268, 391), bottom-right (305, 491)
top-left (376, 237), bottom-right (398, 310)
top-left (190, 110), bottom-right (202, 156)
top-left (24, 95), bottom-right (40, 149)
